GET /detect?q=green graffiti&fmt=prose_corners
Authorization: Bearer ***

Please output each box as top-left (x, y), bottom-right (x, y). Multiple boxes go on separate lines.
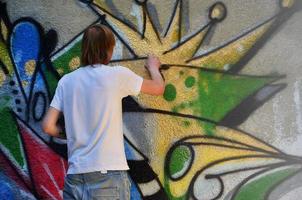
top-left (164, 84), bottom-right (177, 102)
top-left (182, 120), bottom-right (191, 127)
top-left (171, 70), bottom-right (275, 135)
top-left (197, 70), bottom-right (275, 122)
top-left (233, 167), bottom-right (300, 200)
top-left (204, 123), bottom-right (216, 136)
top-left (52, 40), bottom-right (82, 73)
top-left (41, 63), bottom-right (59, 95)
top-left (169, 145), bottom-right (192, 179)
top-left (48, 39), bottom-right (82, 93)
top-left (164, 145), bottom-right (192, 200)
top-left (0, 95), bottom-right (11, 109)
top-left (185, 76), bottom-right (195, 88)
top-left (0, 107), bottom-right (25, 168)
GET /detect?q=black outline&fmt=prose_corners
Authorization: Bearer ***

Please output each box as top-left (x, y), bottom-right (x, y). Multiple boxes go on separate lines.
top-left (140, 1), bottom-right (162, 43)
top-left (88, 3), bottom-right (140, 58)
top-left (219, 83), bottom-right (287, 127)
top-left (31, 91), bottom-right (47, 121)
top-left (186, 13), bottom-right (278, 63)
top-left (163, 21), bottom-right (213, 56)
top-left (0, 60), bottom-right (9, 75)
top-left (229, 2), bottom-right (302, 73)
top-left (230, 165), bottom-right (302, 200)
top-left (163, 0), bottom-right (183, 44)
top-left (0, 2), bottom-right (12, 40)
top-left (208, 2), bottom-right (227, 22)
top-left (165, 144), bottom-right (195, 181)
top-left (49, 17), bottom-right (101, 58)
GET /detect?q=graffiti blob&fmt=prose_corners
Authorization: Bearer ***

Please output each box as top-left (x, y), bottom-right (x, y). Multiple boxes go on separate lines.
top-left (0, 0), bottom-right (302, 199)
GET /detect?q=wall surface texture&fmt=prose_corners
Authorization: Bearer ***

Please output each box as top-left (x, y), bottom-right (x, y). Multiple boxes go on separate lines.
top-left (0, 0), bottom-right (302, 199)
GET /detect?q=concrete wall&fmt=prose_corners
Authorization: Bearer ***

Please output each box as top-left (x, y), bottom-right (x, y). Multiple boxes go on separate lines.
top-left (0, 0), bottom-right (302, 199)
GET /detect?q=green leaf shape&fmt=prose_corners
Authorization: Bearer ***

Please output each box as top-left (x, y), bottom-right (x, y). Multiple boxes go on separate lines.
top-left (169, 145), bottom-right (192, 179)
top-left (198, 71), bottom-right (277, 122)
top-left (0, 107), bottom-right (26, 169)
top-left (41, 63), bottom-right (59, 95)
top-left (48, 39), bottom-right (82, 94)
top-left (52, 39), bottom-right (82, 74)
top-left (174, 70), bottom-right (277, 123)
top-left (233, 166), bottom-right (301, 200)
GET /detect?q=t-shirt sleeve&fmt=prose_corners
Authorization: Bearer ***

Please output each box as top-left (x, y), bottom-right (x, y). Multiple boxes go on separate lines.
top-left (50, 82), bottom-right (64, 111)
top-left (117, 66), bottom-right (143, 97)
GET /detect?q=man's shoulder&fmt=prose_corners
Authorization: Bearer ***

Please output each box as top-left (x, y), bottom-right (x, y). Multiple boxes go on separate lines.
top-left (58, 68), bottom-right (82, 85)
top-left (112, 65), bottom-right (132, 73)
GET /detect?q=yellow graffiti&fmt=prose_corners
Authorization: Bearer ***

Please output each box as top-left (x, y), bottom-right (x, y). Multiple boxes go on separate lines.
top-left (25, 60), bottom-right (36, 76)
top-left (1, 20), bottom-right (8, 42)
top-left (22, 80), bottom-right (29, 87)
top-left (57, 68), bottom-right (64, 76)
top-left (0, 69), bottom-right (5, 86)
top-left (189, 21), bottom-right (273, 69)
top-left (282, 0), bottom-right (295, 8)
top-left (69, 56), bottom-right (81, 71)
top-left (93, 0), bottom-right (113, 13)
top-left (136, 113), bottom-right (282, 197)
top-left (0, 41), bottom-right (14, 76)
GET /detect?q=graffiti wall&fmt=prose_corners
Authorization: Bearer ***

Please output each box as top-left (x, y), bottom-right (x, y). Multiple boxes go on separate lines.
top-left (0, 0), bottom-right (302, 199)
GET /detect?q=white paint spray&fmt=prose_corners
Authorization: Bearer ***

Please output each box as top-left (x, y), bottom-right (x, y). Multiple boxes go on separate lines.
top-left (130, 2), bottom-right (144, 33)
top-left (293, 79), bottom-right (302, 135)
top-left (272, 81), bottom-right (302, 156)
top-left (273, 96), bottom-right (284, 138)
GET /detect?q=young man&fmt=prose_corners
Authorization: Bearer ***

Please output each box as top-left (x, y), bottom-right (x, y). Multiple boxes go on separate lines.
top-left (42, 24), bottom-right (165, 199)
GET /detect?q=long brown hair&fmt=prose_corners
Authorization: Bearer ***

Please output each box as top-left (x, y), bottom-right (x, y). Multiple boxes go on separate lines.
top-left (81, 24), bottom-right (115, 66)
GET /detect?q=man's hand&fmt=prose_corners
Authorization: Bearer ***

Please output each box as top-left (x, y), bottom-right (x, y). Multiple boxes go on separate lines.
top-left (146, 55), bottom-right (161, 71)
top-left (141, 55), bottom-right (165, 96)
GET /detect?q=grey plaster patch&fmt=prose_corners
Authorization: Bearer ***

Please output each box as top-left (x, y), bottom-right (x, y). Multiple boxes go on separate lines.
top-left (239, 10), bottom-right (302, 155)
top-left (4, 0), bottom-right (98, 51)
top-left (187, 0), bottom-right (277, 50)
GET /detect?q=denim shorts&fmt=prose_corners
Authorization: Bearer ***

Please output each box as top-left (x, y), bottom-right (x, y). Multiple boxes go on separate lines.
top-left (63, 170), bottom-right (131, 200)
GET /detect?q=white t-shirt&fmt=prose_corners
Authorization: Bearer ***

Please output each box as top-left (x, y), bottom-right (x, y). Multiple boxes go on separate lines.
top-left (50, 64), bottom-right (143, 174)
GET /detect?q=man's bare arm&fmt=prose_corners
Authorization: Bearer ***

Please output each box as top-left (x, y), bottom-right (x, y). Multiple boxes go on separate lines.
top-left (42, 107), bottom-right (64, 138)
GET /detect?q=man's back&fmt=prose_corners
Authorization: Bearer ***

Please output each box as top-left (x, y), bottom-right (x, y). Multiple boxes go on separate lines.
top-left (50, 65), bottom-right (143, 174)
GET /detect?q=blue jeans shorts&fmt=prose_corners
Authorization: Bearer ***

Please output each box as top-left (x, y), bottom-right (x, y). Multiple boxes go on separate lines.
top-left (63, 170), bottom-right (131, 200)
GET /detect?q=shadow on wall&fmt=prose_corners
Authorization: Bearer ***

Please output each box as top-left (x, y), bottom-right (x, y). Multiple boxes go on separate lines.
top-left (0, 0), bottom-right (302, 199)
